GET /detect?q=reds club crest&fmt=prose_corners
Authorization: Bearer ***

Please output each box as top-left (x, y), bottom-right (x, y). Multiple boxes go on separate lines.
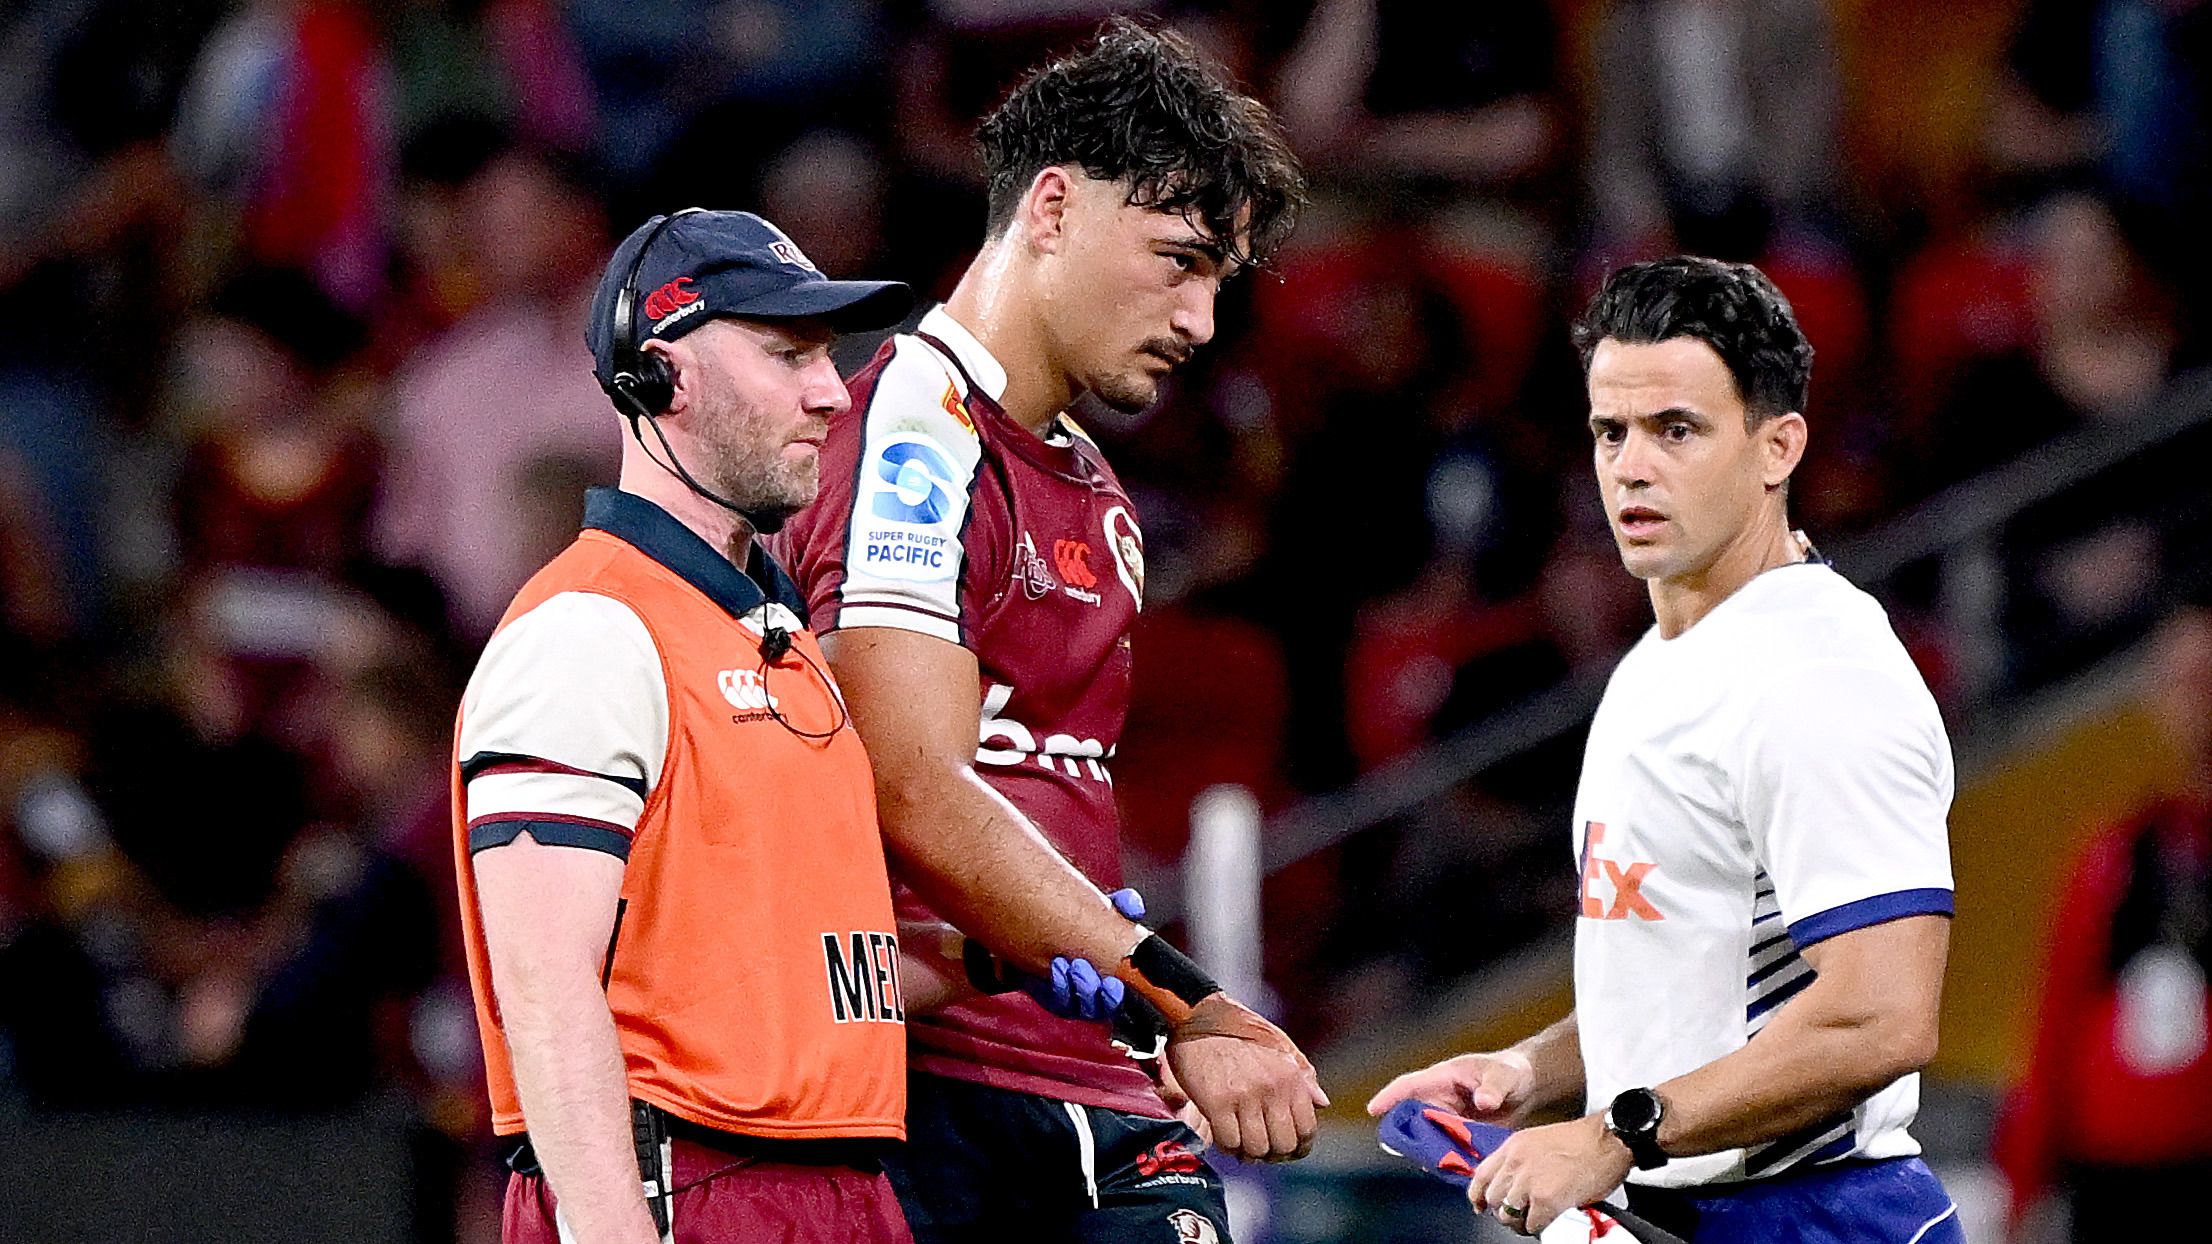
top-left (1167, 1210), bottom-right (1219, 1244)
top-left (1013, 532), bottom-right (1056, 600)
top-left (1102, 506), bottom-right (1144, 610)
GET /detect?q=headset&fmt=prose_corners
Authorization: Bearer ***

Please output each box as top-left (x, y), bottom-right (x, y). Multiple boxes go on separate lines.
top-left (604, 208), bottom-right (702, 423)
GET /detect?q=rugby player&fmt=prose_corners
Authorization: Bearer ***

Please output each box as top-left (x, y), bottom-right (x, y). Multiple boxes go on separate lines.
top-left (774, 19), bottom-right (1314, 1243)
top-left (1370, 257), bottom-right (1963, 1243)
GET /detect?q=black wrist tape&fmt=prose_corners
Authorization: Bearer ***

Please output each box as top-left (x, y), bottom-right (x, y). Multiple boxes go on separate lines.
top-left (963, 938), bottom-right (1014, 994)
top-left (1111, 991), bottom-right (1170, 1061)
top-left (1129, 934), bottom-right (1221, 1008)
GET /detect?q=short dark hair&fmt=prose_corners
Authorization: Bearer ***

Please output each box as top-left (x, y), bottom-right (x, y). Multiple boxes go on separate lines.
top-left (1572, 257), bottom-right (1814, 425)
top-left (976, 17), bottom-right (1306, 270)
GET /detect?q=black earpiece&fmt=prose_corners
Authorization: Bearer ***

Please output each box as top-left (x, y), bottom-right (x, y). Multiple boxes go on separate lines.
top-left (604, 208), bottom-right (702, 421)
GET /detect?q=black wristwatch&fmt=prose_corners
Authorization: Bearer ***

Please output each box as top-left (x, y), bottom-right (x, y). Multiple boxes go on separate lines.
top-left (1604, 1087), bottom-right (1670, 1170)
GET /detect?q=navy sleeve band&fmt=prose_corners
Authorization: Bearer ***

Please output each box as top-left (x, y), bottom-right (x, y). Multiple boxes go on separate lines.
top-left (1786, 888), bottom-right (1953, 949)
top-left (469, 817), bottom-right (633, 861)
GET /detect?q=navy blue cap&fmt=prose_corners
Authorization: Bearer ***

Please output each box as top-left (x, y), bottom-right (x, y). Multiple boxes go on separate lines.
top-left (588, 209), bottom-right (912, 384)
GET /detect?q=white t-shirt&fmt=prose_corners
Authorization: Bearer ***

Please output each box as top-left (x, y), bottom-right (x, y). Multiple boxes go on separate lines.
top-left (1572, 562), bottom-right (1956, 1189)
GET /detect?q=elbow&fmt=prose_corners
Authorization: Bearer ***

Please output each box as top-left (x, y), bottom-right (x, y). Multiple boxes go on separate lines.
top-left (1868, 1015), bottom-right (1940, 1085)
top-left (1898, 1020), bottom-right (1941, 1077)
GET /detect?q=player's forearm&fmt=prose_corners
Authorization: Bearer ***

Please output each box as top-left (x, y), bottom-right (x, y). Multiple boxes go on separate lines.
top-left (895, 918), bottom-right (981, 1015)
top-left (1649, 978), bottom-right (1936, 1156)
top-left (876, 765), bottom-right (1145, 975)
top-left (496, 962), bottom-right (660, 1244)
top-left (1508, 1011), bottom-right (1587, 1114)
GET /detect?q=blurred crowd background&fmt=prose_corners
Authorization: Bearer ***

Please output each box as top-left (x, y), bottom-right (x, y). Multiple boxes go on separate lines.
top-left (0, 0), bottom-right (2207, 1240)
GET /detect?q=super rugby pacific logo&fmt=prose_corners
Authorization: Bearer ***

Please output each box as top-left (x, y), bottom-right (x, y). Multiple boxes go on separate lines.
top-left (859, 436), bottom-right (962, 583)
top-left (869, 439), bottom-right (958, 525)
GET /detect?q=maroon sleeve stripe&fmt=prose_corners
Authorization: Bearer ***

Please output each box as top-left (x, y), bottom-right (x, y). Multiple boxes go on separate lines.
top-left (459, 750), bottom-right (649, 799)
top-left (825, 597), bottom-right (961, 628)
top-left (466, 811), bottom-right (634, 839)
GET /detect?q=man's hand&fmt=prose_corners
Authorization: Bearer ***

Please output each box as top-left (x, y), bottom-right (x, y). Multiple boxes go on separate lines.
top-left (1164, 994), bottom-right (1327, 1162)
top-left (1366, 1049), bottom-right (1539, 1125)
top-left (1465, 1113), bottom-right (1633, 1236)
top-left (1152, 1057), bottom-right (1213, 1148)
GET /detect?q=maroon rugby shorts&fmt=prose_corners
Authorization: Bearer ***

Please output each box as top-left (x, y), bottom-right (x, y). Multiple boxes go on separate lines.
top-left (502, 1130), bottom-right (913, 1244)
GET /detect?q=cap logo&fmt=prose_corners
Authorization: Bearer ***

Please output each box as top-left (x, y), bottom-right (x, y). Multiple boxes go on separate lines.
top-left (641, 275), bottom-right (699, 322)
top-left (769, 240), bottom-right (819, 273)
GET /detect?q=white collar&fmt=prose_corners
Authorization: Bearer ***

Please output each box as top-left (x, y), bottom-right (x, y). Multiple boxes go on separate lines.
top-left (917, 305), bottom-right (1010, 403)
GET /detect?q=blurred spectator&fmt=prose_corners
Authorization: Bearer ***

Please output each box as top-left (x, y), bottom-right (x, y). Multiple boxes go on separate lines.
top-left (1987, 0), bottom-right (2212, 338)
top-left (1586, 0), bottom-right (1843, 260)
top-left (760, 127), bottom-right (891, 280)
top-left (372, 141), bottom-right (616, 637)
top-left (1990, 5), bottom-right (2212, 224)
top-left (171, 267), bottom-right (379, 578)
top-left (573, 0), bottom-right (888, 200)
top-left (173, 0), bottom-right (396, 311)
top-left (0, 0), bottom-right (218, 626)
top-left (1909, 192), bottom-right (2176, 495)
top-left (1996, 586), bottom-right (2212, 1240)
top-left (0, 455), bottom-right (70, 648)
top-left (1278, 0), bottom-right (1558, 188)
top-left (384, 0), bottom-right (597, 157)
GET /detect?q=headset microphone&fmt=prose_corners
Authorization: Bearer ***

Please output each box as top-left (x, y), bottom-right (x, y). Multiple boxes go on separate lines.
top-left (759, 625), bottom-right (793, 664)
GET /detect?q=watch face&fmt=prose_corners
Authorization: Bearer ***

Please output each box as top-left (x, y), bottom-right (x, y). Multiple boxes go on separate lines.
top-left (1611, 1089), bottom-right (1662, 1134)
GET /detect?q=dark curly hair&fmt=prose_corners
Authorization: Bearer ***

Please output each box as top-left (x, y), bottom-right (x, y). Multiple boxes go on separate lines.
top-left (976, 17), bottom-right (1306, 270)
top-left (1572, 257), bottom-right (1815, 426)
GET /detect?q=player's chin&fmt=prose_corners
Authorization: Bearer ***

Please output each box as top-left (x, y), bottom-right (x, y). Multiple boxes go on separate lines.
top-left (1614, 542), bottom-right (1673, 581)
top-left (758, 469), bottom-right (820, 520)
top-left (1091, 371), bottom-right (1162, 415)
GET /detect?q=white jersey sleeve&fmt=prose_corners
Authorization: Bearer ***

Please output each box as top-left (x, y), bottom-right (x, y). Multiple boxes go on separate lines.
top-left (1735, 659), bottom-right (1956, 947)
top-left (834, 338), bottom-right (987, 645)
top-left (457, 591), bottom-right (668, 859)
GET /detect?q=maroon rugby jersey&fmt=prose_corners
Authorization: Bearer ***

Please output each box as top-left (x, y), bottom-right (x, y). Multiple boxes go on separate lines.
top-left (774, 306), bottom-right (1162, 1116)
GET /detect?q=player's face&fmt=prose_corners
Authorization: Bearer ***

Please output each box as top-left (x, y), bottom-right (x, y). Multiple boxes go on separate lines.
top-left (675, 317), bottom-right (850, 525)
top-left (1049, 177), bottom-right (1236, 414)
top-left (1586, 337), bottom-right (1796, 585)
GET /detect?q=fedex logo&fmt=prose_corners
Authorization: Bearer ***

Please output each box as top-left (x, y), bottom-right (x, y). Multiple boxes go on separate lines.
top-left (642, 275), bottom-right (698, 322)
top-left (1577, 821), bottom-right (1662, 921)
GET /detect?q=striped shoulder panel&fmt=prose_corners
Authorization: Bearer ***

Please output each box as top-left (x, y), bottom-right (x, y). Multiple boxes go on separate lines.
top-left (833, 336), bottom-right (988, 645)
top-left (458, 590), bottom-right (667, 859)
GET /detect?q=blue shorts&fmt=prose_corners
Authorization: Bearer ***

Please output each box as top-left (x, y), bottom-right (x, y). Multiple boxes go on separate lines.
top-left (1623, 1157), bottom-right (1962, 1244)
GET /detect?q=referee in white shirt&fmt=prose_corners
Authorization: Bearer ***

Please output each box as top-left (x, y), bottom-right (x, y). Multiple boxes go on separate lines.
top-left (1370, 257), bottom-right (1962, 1244)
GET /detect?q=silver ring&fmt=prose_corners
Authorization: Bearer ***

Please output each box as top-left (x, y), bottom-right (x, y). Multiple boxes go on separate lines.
top-left (1501, 1204), bottom-right (1527, 1218)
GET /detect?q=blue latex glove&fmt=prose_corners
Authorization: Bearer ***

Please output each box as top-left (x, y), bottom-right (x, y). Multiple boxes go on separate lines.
top-left (1376, 1101), bottom-right (1687, 1244)
top-left (1017, 888), bottom-right (1144, 1020)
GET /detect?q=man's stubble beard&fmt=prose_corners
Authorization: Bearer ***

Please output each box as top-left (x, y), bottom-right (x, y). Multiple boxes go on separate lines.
top-left (695, 389), bottom-right (817, 531)
top-left (1089, 339), bottom-right (1189, 415)
top-left (1090, 370), bottom-right (1160, 415)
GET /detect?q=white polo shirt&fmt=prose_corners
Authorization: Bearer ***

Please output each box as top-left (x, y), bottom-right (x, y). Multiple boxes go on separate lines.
top-left (1572, 562), bottom-right (1956, 1188)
